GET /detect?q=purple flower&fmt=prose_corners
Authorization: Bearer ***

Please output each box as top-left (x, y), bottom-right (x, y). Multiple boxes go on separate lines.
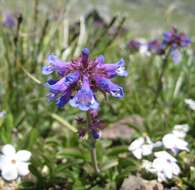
top-left (128, 40), bottom-right (141, 52)
top-left (2, 12), bottom-right (16, 28)
top-left (162, 27), bottom-right (191, 48)
top-left (42, 55), bottom-right (73, 75)
top-left (42, 48), bottom-right (127, 111)
top-left (69, 76), bottom-right (99, 111)
top-left (147, 39), bottom-right (165, 55)
top-left (96, 57), bottom-right (128, 78)
top-left (162, 27), bottom-right (191, 64)
top-left (94, 76), bottom-right (124, 98)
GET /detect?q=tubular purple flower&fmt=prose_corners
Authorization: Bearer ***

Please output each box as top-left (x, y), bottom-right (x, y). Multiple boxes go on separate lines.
top-left (94, 76), bottom-right (124, 98)
top-left (97, 59), bottom-right (128, 78)
top-left (56, 89), bottom-right (72, 108)
top-left (46, 71), bottom-right (80, 94)
top-left (42, 55), bottom-right (72, 75)
top-left (70, 76), bottom-right (99, 111)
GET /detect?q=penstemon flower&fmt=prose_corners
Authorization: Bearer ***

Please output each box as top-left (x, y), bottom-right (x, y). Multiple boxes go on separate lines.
top-left (162, 27), bottom-right (191, 64)
top-left (0, 144), bottom-right (31, 181)
top-left (43, 48), bottom-right (127, 173)
top-left (42, 48), bottom-right (127, 111)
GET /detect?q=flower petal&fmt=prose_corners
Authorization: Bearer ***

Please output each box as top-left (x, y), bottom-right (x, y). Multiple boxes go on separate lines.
top-left (1, 144), bottom-right (16, 157)
top-left (16, 150), bottom-right (31, 162)
top-left (1, 163), bottom-right (18, 181)
top-left (16, 162), bottom-right (30, 176)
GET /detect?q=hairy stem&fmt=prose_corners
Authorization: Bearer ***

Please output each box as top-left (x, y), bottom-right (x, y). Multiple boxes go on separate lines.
top-left (86, 112), bottom-right (100, 174)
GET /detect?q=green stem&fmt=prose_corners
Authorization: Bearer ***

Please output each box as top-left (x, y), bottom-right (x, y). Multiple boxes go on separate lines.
top-left (86, 112), bottom-right (100, 174)
top-left (153, 48), bottom-right (171, 106)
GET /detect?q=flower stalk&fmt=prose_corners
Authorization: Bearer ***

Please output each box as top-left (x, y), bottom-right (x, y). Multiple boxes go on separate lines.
top-left (87, 112), bottom-right (100, 174)
top-left (153, 48), bottom-right (171, 106)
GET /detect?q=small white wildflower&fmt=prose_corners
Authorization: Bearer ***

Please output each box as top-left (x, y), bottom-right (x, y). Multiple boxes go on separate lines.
top-left (0, 111), bottom-right (6, 118)
top-left (185, 98), bottom-right (195, 111)
top-left (0, 144), bottom-right (31, 181)
top-left (139, 44), bottom-right (151, 57)
top-left (172, 124), bottom-right (189, 138)
top-left (152, 151), bottom-right (180, 182)
top-left (128, 136), bottom-right (153, 159)
top-left (162, 133), bottom-right (188, 154)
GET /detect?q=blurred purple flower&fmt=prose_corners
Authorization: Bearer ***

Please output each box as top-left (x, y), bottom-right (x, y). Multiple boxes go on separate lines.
top-left (128, 40), bottom-right (141, 52)
top-left (162, 27), bottom-right (191, 64)
top-left (42, 48), bottom-right (127, 111)
top-left (2, 12), bottom-right (16, 28)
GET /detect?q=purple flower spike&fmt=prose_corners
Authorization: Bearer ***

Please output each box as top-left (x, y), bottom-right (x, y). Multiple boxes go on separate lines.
top-left (42, 48), bottom-right (126, 110)
top-left (94, 76), bottom-right (124, 98)
top-left (70, 76), bottom-right (99, 111)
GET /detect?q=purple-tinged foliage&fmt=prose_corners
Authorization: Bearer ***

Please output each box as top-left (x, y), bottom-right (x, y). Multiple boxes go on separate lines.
top-left (42, 48), bottom-right (127, 111)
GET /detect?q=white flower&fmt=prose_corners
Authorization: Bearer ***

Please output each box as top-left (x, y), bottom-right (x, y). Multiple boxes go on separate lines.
top-left (185, 99), bottom-right (195, 111)
top-left (162, 133), bottom-right (188, 154)
top-left (0, 144), bottom-right (31, 181)
top-left (152, 151), bottom-right (180, 182)
top-left (139, 44), bottom-right (151, 56)
top-left (172, 124), bottom-right (189, 138)
top-left (0, 111), bottom-right (6, 118)
top-left (128, 136), bottom-right (153, 159)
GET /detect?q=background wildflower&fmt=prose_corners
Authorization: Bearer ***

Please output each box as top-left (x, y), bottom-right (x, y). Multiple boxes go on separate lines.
top-left (0, 144), bottom-right (31, 181)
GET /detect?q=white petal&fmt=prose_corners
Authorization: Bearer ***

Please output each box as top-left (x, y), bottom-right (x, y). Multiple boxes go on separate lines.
top-left (1, 164), bottom-right (18, 181)
top-left (16, 162), bottom-right (30, 176)
top-left (16, 150), bottom-right (31, 162)
top-left (132, 148), bottom-right (142, 159)
top-left (154, 151), bottom-right (176, 162)
top-left (1, 144), bottom-right (16, 157)
top-left (162, 133), bottom-right (176, 149)
top-left (172, 163), bottom-right (180, 175)
top-left (128, 137), bottom-right (144, 151)
top-left (0, 155), bottom-right (9, 170)
top-left (142, 145), bottom-right (153, 156)
top-left (172, 130), bottom-right (186, 138)
top-left (174, 124), bottom-right (189, 133)
top-left (157, 171), bottom-right (167, 182)
top-left (164, 166), bottom-right (173, 179)
top-left (185, 99), bottom-right (195, 111)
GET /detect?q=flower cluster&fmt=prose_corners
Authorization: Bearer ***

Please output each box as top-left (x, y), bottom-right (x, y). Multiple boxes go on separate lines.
top-left (0, 144), bottom-right (31, 181)
top-left (42, 48), bottom-right (127, 111)
top-left (128, 27), bottom-right (191, 64)
top-left (128, 124), bottom-right (189, 182)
